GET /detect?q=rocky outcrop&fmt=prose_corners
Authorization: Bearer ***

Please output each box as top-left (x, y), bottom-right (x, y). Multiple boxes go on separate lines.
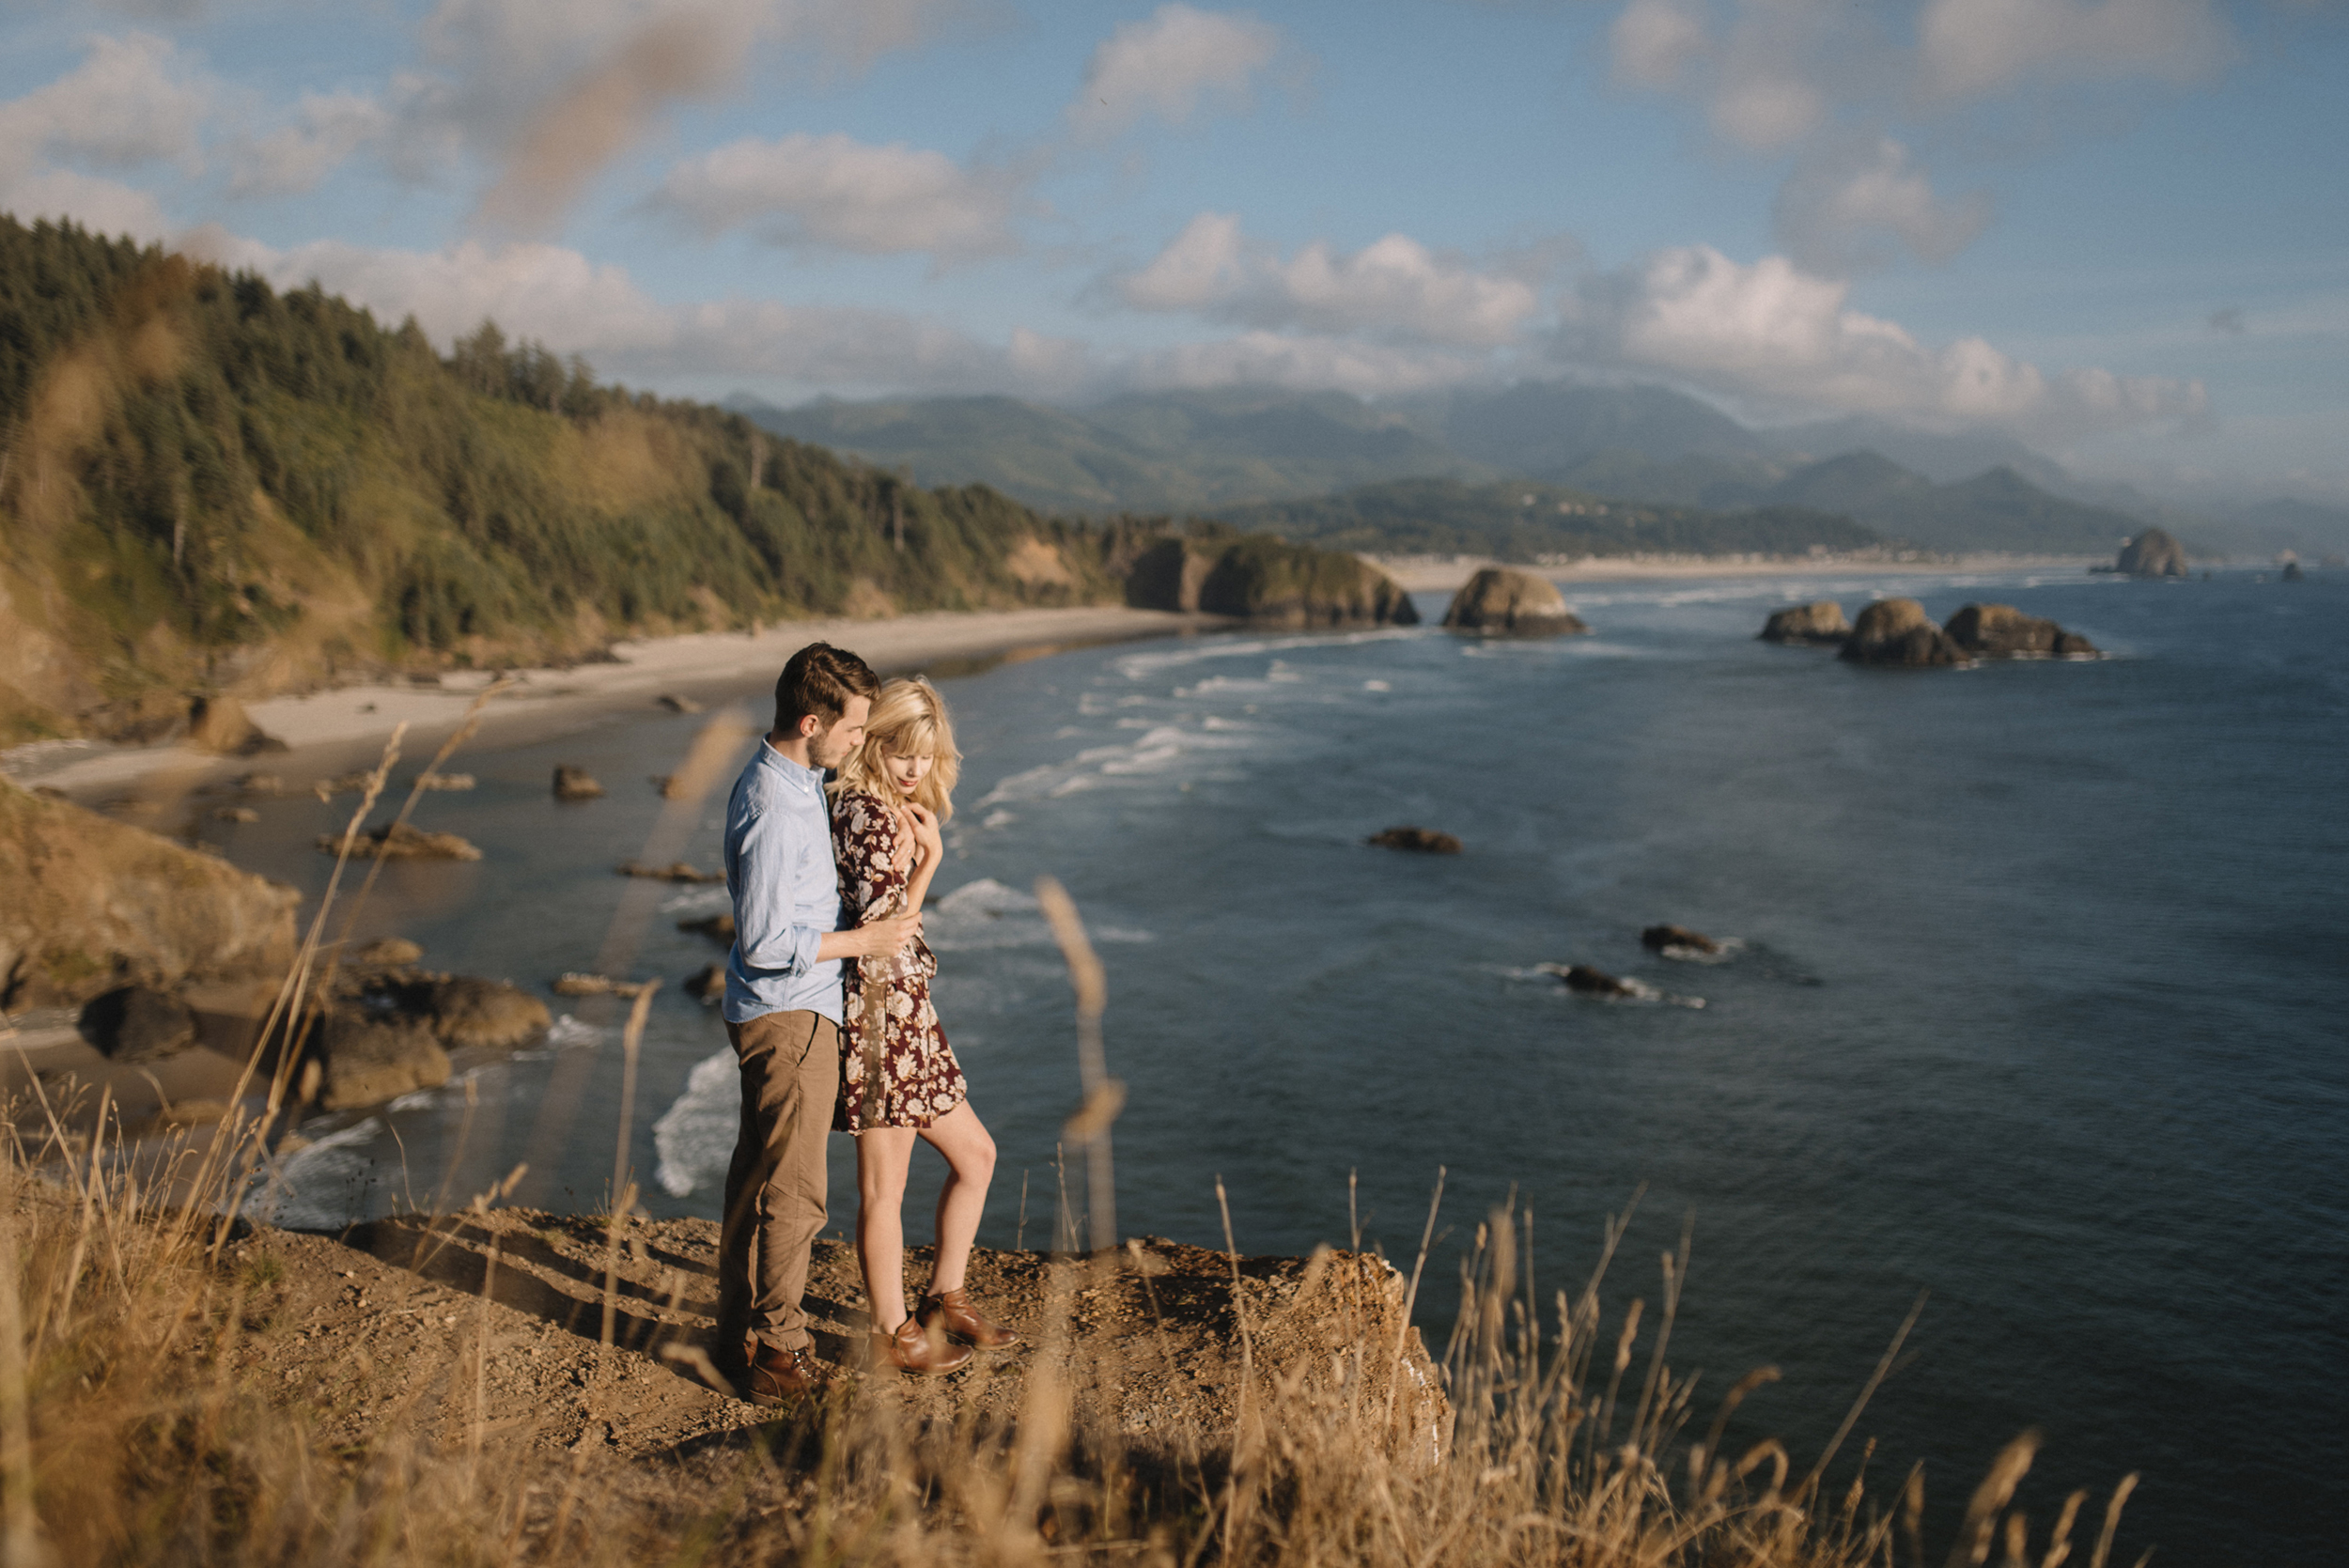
top-left (2116, 528), bottom-right (2187, 578)
top-left (1126, 535), bottom-right (1419, 628)
top-left (1759, 600), bottom-right (1851, 645)
top-left (0, 776), bottom-right (300, 1010)
top-left (1544, 964), bottom-right (1640, 998)
top-left (1367, 827), bottom-right (1462, 854)
top-left (677, 911), bottom-right (736, 942)
top-left (318, 821), bottom-right (483, 861)
top-left (187, 695), bottom-right (288, 757)
top-left (1943, 604), bottom-right (2100, 659)
top-left (307, 1012), bottom-right (451, 1111)
top-left (2280, 560), bottom-right (2304, 582)
top-left (1440, 568), bottom-right (1589, 636)
top-left (404, 976), bottom-right (552, 1051)
top-left (682, 963), bottom-right (724, 1003)
top-left (552, 766), bottom-right (605, 801)
top-left (620, 861), bottom-right (723, 883)
top-left (1838, 599), bottom-right (1967, 667)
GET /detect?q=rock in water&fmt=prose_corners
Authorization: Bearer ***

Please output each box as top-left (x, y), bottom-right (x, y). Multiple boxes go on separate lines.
top-left (683, 964), bottom-right (725, 1003)
top-left (412, 976), bottom-right (551, 1051)
top-left (1759, 601), bottom-right (1851, 645)
top-left (1555, 965), bottom-right (1638, 998)
top-left (1367, 827), bottom-right (1463, 854)
top-left (0, 777), bottom-right (300, 1010)
top-left (352, 937), bottom-right (424, 967)
top-left (1839, 599), bottom-right (1967, 667)
top-left (2116, 528), bottom-right (2187, 578)
top-left (552, 766), bottom-right (605, 801)
top-left (2281, 559), bottom-right (2305, 582)
top-left (1126, 535), bottom-right (1420, 627)
top-left (1942, 603), bottom-right (2101, 660)
top-left (187, 695), bottom-right (288, 756)
top-left (657, 693), bottom-right (704, 714)
top-left (677, 911), bottom-right (737, 942)
top-left (80, 986), bottom-right (198, 1063)
top-left (318, 821), bottom-right (482, 861)
top-left (1641, 924), bottom-right (1719, 955)
top-left (619, 861), bottom-right (724, 883)
top-left (1440, 568), bottom-right (1590, 636)
top-left (308, 1011), bottom-right (450, 1110)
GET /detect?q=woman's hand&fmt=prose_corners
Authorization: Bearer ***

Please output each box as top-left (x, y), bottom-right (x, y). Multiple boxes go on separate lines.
top-left (905, 803), bottom-right (944, 870)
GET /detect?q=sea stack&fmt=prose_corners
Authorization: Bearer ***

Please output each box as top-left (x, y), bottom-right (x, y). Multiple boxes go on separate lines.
top-left (1942, 604), bottom-right (2100, 659)
top-left (2116, 529), bottom-right (2188, 578)
top-left (1440, 568), bottom-right (1590, 636)
top-left (1838, 598), bottom-right (1967, 667)
top-left (1758, 601), bottom-right (1851, 645)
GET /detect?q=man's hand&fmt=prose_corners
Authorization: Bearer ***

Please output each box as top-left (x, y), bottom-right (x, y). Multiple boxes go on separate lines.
top-left (852, 910), bottom-right (922, 959)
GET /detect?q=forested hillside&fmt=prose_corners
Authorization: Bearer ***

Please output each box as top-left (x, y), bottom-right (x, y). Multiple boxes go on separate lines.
top-left (0, 218), bottom-right (1156, 744)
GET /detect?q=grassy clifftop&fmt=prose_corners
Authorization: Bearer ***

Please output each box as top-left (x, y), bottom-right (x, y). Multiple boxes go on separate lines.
top-left (0, 218), bottom-right (1155, 744)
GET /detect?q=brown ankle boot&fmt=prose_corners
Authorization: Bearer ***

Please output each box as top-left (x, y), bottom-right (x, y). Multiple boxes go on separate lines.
top-left (871, 1315), bottom-right (973, 1376)
top-left (742, 1343), bottom-right (842, 1408)
top-left (918, 1287), bottom-right (1023, 1350)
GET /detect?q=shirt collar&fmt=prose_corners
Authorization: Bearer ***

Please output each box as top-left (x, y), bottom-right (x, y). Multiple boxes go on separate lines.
top-left (756, 737), bottom-right (824, 792)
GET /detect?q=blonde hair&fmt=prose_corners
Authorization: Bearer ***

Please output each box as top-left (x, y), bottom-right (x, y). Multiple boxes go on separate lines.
top-left (832, 676), bottom-right (962, 822)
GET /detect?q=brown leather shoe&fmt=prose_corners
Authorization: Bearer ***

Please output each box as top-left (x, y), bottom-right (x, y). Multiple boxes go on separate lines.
top-left (742, 1343), bottom-right (841, 1408)
top-left (918, 1287), bottom-right (1023, 1350)
top-left (870, 1315), bottom-right (973, 1375)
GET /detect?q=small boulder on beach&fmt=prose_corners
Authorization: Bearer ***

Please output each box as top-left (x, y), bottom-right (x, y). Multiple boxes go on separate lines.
top-left (1641, 924), bottom-right (1719, 955)
top-left (187, 695), bottom-right (288, 757)
top-left (80, 986), bottom-right (198, 1063)
top-left (1942, 604), bottom-right (2100, 660)
top-left (1759, 601), bottom-right (1851, 645)
top-left (1367, 827), bottom-right (1463, 855)
top-left (552, 766), bottom-right (605, 801)
top-left (1838, 599), bottom-right (1967, 668)
top-left (318, 821), bottom-right (482, 861)
top-left (1440, 568), bottom-right (1590, 637)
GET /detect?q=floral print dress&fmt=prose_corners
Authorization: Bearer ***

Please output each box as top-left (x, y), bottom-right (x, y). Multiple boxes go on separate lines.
top-left (831, 788), bottom-right (967, 1132)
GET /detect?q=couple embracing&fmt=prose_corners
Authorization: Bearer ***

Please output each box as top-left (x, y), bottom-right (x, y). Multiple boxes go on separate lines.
top-left (712, 642), bottom-right (1019, 1407)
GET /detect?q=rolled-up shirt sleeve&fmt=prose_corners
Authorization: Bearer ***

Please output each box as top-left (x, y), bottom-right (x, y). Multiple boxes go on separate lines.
top-left (729, 785), bottom-right (825, 977)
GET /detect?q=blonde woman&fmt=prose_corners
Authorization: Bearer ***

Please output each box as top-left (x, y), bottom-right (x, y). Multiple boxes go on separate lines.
top-left (830, 677), bottom-right (1020, 1374)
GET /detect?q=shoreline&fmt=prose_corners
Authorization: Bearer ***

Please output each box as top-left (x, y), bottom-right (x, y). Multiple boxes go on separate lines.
top-left (1, 605), bottom-right (1228, 800)
top-left (1361, 551), bottom-right (2101, 592)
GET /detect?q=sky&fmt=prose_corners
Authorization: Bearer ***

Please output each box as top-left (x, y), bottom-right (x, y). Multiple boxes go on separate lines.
top-left (0, 0), bottom-right (2343, 501)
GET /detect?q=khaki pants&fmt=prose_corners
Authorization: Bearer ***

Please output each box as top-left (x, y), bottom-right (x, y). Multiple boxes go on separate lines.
top-left (715, 1009), bottom-right (839, 1357)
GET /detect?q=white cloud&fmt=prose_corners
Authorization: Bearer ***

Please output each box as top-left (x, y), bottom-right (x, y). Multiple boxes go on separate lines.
top-left (647, 132), bottom-right (1025, 259)
top-left (1610, 0), bottom-right (1711, 88)
top-left (1561, 243), bottom-right (2206, 435)
top-left (1066, 5), bottom-right (1283, 140)
top-left (176, 225), bottom-right (1093, 397)
top-left (2, 168), bottom-right (173, 241)
top-left (400, 0), bottom-right (967, 231)
top-left (1916, 0), bottom-right (2232, 102)
top-left (0, 32), bottom-right (213, 185)
top-left (1116, 212), bottom-right (1548, 348)
top-left (1773, 134), bottom-right (1993, 272)
top-left (228, 89), bottom-right (391, 198)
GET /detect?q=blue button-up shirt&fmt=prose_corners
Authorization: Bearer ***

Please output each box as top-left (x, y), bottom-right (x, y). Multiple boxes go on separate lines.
top-left (722, 739), bottom-right (845, 1025)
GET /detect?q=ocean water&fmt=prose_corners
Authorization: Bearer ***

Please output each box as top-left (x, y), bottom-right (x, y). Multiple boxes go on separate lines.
top-left (206, 567), bottom-right (2346, 1563)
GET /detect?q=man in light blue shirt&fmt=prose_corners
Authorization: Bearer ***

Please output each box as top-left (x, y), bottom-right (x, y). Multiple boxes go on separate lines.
top-left (714, 642), bottom-right (920, 1407)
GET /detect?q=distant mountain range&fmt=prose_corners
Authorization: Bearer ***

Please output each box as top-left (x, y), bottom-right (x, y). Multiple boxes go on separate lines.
top-left (732, 381), bottom-right (2349, 559)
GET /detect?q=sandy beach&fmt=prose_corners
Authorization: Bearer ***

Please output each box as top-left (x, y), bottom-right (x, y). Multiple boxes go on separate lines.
top-left (1362, 551), bottom-right (2100, 592)
top-left (0, 605), bottom-right (1226, 800)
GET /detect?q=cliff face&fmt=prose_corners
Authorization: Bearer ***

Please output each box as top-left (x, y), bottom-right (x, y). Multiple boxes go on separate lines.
top-left (0, 776), bottom-right (298, 1009)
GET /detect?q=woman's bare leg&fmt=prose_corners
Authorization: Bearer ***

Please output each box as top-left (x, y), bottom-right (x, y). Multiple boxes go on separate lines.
top-left (854, 1127), bottom-right (920, 1332)
top-left (916, 1101), bottom-right (996, 1296)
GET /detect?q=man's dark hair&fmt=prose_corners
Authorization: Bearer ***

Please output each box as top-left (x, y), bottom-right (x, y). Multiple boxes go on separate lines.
top-left (775, 643), bottom-right (880, 735)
